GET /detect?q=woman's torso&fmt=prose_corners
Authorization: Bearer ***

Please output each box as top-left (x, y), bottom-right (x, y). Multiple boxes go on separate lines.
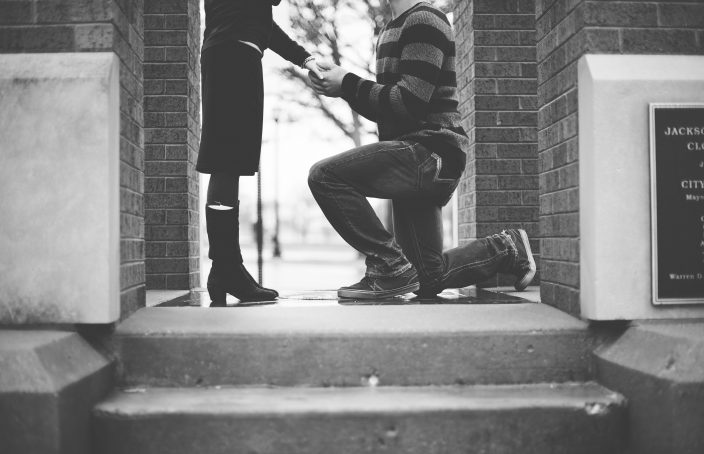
top-left (202, 0), bottom-right (272, 52)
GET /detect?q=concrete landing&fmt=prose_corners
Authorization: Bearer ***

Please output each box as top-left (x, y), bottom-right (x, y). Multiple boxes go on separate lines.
top-left (119, 301), bottom-right (584, 335)
top-left (93, 383), bottom-right (626, 454)
top-left (116, 303), bottom-right (595, 387)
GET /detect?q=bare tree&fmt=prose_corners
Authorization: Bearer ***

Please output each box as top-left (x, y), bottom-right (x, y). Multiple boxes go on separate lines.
top-left (281, 0), bottom-right (390, 147)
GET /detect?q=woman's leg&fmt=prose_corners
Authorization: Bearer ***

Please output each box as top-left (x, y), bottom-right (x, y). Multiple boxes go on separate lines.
top-left (205, 173), bottom-right (278, 304)
top-left (207, 173), bottom-right (239, 208)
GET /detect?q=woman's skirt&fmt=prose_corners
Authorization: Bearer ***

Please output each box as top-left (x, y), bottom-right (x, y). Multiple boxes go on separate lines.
top-left (197, 41), bottom-right (264, 176)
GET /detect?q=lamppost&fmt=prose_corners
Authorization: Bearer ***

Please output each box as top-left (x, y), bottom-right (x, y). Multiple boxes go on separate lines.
top-left (272, 106), bottom-right (282, 258)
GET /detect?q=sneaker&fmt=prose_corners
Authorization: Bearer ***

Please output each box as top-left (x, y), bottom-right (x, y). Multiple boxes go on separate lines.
top-left (338, 268), bottom-right (420, 299)
top-left (503, 229), bottom-right (536, 291)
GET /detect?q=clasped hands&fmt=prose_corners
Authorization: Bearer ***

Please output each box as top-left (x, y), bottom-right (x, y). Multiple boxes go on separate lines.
top-left (303, 58), bottom-right (347, 98)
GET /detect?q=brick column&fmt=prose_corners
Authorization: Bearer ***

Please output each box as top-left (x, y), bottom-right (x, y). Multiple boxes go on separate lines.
top-left (536, 0), bottom-right (704, 315)
top-left (0, 0), bottom-right (146, 318)
top-left (144, 0), bottom-right (201, 290)
top-left (453, 0), bottom-right (539, 286)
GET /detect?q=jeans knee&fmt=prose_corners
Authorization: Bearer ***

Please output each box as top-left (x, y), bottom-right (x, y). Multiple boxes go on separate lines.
top-left (308, 161), bottom-right (328, 190)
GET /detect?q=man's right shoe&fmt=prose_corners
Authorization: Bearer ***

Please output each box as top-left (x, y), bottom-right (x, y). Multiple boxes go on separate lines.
top-left (502, 229), bottom-right (536, 291)
top-left (338, 268), bottom-right (420, 299)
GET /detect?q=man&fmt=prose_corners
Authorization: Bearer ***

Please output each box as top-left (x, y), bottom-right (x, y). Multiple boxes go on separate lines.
top-left (308, 0), bottom-right (536, 299)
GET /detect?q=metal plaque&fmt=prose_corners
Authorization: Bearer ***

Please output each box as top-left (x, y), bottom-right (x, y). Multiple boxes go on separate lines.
top-left (650, 103), bottom-right (704, 305)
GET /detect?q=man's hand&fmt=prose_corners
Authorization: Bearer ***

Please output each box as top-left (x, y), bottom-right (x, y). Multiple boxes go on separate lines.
top-left (308, 60), bottom-right (347, 98)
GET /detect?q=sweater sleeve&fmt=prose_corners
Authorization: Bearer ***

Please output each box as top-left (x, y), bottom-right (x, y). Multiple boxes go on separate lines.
top-left (268, 21), bottom-right (311, 67)
top-left (340, 11), bottom-right (451, 123)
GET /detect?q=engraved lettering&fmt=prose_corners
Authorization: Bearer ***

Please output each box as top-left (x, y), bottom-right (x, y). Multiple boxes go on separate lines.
top-left (665, 126), bottom-right (704, 136)
top-left (682, 180), bottom-right (704, 189)
top-left (669, 273), bottom-right (696, 280)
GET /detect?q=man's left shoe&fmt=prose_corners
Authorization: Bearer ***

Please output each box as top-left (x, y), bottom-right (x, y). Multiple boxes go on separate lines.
top-left (338, 268), bottom-right (420, 299)
top-left (502, 229), bottom-right (536, 291)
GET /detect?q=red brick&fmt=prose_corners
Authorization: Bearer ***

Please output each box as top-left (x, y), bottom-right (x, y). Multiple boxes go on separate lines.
top-left (144, 0), bottom-right (188, 15)
top-left (476, 62), bottom-right (523, 78)
top-left (165, 273), bottom-right (191, 290)
top-left (658, 3), bottom-right (704, 28)
top-left (145, 209), bottom-right (166, 225)
top-left (474, 0), bottom-right (521, 14)
top-left (0, 2), bottom-right (33, 24)
top-left (165, 177), bottom-right (189, 193)
top-left (146, 257), bottom-right (189, 274)
top-left (0, 25), bottom-right (75, 52)
top-left (621, 28), bottom-right (699, 54)
top-left (146, 225), bottom-right (189, 241)
top-left (144, 14), bottom-right (166, 30)
top-left (121, 238), bottom-right (145, 263)
top-left (35, 0), bottom-right (112, 23)
top-left (145, 30), bottom-right (186, 46)
top-left (165, 14), bottom-right (189, 30)
top-left (145, 95), bottom-right (187, 112)
top-left (584, 2), bottom-right (658, 27)
top-left (166, 242), bottom-right (190, 257)
top-left (120, 262), bottom-right (146, 289)
top-left (144, 62), bottom-right (187, 79)
top-left (475, 95), bottom-right (521, 110)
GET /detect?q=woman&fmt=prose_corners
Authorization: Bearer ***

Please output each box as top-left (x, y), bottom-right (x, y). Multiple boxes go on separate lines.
top-left (198, 0), bottom-right (322, 304)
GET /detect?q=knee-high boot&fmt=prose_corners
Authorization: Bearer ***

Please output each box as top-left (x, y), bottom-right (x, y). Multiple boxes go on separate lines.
top-left (206, 205), bottom-right (279, 304)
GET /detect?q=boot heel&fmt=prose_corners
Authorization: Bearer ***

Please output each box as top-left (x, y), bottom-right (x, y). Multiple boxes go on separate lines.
top-left (207, 285), bottom-right (227, 306)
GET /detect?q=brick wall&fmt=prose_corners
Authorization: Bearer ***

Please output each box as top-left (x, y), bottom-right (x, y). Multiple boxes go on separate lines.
top-left (536, 0), bottom-right (704, 315)
top-left (453, 0), bottom-right (539, 286)
top-left (0, 0), bottom-right (146, 318)
top-left (143, 0), bottom-right (200, 290)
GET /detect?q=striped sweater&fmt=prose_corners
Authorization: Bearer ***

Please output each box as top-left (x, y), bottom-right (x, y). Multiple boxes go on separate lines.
top-left (340, 2), bottom-right (468, 178)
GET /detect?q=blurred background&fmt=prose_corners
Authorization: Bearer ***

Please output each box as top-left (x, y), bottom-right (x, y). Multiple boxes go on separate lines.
top-left (199, 0), bottom-right (457, 291)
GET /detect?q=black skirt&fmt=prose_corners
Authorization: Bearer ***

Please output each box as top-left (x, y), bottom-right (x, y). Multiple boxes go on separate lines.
top-left (197, 41), bottom-right (264, 176)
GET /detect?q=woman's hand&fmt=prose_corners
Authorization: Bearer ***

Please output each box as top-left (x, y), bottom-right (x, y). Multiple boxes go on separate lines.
top-left (309, 60), bottom-right (347, 98)
top-left (304, 57), bottom-right (324, 80)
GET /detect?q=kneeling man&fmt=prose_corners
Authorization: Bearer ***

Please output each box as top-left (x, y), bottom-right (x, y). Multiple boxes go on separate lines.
top-left (309, 0), bottom-right (535, 298)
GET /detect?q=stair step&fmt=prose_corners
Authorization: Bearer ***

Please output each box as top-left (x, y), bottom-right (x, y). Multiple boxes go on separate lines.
top-left (93, 383), bottom-right (626, 454)
top-left (116, 304), bottom-right (595, 387)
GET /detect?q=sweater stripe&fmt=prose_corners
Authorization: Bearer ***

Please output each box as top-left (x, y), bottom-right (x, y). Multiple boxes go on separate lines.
top-left (340, 3), bottom-right (468, 178)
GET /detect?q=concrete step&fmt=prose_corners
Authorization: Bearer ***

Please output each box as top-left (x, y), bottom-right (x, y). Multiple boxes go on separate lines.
top-left (116, 303), bottom-right (596, 387)
top-left (93, 383), bottom-right (627, 454)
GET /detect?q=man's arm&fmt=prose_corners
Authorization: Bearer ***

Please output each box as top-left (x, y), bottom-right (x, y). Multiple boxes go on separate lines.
top-left (313, 11), bottom-right (453, 123)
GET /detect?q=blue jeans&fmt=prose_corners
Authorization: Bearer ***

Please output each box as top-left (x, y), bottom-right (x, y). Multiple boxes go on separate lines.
top-left (308, 140), bottom-right (516, 293)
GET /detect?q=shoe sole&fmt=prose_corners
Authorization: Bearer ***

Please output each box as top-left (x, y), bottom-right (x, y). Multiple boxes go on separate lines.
top-left (338, 281), bottom-right (420, 299)
top-left (514, 229), bottom-right (536, 291)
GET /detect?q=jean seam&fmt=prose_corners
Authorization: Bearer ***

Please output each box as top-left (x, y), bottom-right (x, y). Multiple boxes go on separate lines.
top-left (440, 249), bottom-right (510, 283)
top-left (326, 143), bottom-right (414, 174)
top-left (319, 167), bottom-right (383, 273)
top-left (431, 153), bottom-right (457, 183)
top-left (366, 261), bottom-right (412, 279)
top-left (404, 213), bottom-right (427, 277)
top-left (499, 232), bottom-right (519, 268)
